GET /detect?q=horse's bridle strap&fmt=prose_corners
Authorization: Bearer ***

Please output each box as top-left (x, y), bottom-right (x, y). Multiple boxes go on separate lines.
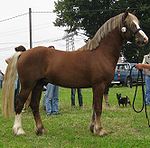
top-left (134, 28), bottom-right (142, 35)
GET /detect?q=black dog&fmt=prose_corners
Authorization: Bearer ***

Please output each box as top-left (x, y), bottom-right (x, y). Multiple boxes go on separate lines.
top-left (116, 93), bottom-right (131, 107)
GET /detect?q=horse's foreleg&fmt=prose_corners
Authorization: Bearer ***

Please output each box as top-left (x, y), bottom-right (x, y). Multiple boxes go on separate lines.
top-left (13, 114), bottom-right (25, 135)
top-left (90, 85), bottom-right (108, 136)
top-left (30, 84), bottom-right (45, 136)
top-left (13, 89), bottom-right (31, 135)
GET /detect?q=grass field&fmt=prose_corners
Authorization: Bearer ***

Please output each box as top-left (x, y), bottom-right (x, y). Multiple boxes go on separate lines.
top-left (0, 86), bottom-right (150, 148)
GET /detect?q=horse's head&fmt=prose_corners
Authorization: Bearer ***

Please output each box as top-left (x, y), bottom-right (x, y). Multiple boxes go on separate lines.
top-left (121, 11), bottom-right (148, 47)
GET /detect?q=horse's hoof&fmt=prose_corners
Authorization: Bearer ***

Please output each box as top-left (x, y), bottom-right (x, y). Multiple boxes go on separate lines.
top-left (36, 128), bottom-right (46, 136)
top-left (90, 124), bottom-right (94, 133)
top-left (94, 127), bottom-right (108, 137)
top-left (98, 129), bottom-right (108, 136)
top-left (13, 126), bottom-right (25, 136)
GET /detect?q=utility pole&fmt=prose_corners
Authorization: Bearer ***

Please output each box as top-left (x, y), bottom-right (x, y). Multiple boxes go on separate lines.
top-left (66, 32), bottom-right (75, 51)
top-left (29, 8), bottom-right (32, 48)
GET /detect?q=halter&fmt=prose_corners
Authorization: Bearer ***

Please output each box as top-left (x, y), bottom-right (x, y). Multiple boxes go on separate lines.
top-left (133, 28), bottom-right (142, 36)
top-left (121, 13), bottom-right (142, 38)
top-left (121, 26), bottom-right (142, 36)
top-left (121, 25), bottom-right (142, 43)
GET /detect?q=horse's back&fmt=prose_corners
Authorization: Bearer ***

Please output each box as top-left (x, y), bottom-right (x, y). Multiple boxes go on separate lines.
top-left (17, 47), bottom-right (52, 81)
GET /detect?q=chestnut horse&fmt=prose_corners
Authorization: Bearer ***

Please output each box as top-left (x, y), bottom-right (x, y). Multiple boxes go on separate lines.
top-left (2, 11), bottom-right (148, 136)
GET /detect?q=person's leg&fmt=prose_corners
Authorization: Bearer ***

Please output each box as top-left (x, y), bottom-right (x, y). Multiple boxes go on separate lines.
top-left (51, 86), bottom-right (59, 114)
top-left (0, 80), bottom-right (2, 88)
top-left (71, 88), bottom-right (76, 106)
top-left (15, 79), bottom-right (20, 96)
top-left (145, 75), bottom-right (150, 105)
top-left (45, 84), bottom-right (53, 115)
top-left (77, 88), bottom-right (83, 107)
top-left (14, 79), bottom-right (20, 109)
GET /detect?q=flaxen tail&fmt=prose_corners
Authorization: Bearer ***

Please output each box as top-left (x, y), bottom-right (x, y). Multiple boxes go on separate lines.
top-left (2, 52), bottom-right (21, 118)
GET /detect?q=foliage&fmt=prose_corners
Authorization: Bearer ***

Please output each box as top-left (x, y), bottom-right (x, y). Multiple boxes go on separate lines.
top-left (0, 87), bottom-right (150, 147)
top-left (113, 0), bottom-right (150, 62)
top-left (53, 0), bottom-right (150, 62)
top-left (54, 0), bottom-right (118, 37)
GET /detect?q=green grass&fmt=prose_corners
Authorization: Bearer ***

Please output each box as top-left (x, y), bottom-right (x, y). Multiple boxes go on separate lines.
top-left (0, 86), bottom-right (150, 148)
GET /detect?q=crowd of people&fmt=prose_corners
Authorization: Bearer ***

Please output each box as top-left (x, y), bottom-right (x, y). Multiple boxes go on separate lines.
top-left (1, 45), bottom-right (150, 117)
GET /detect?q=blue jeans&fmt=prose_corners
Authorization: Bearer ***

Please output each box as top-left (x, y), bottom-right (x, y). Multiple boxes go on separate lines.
top-left (71, 88), bottom-right (83, 106)
top-left (145, 75), bottom-right (150, 105)
top-left (0, 80), bottom-right (3, 88)
top-left (14, 79), bottom-right (20, 98)
top-left (44, 83), bottom-right (59, 114)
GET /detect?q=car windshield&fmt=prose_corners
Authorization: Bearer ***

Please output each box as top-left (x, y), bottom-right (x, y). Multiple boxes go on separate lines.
top-left (116, 64), bottom-right (130, 71)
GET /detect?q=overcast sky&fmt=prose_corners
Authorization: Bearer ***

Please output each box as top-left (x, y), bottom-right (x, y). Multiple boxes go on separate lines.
top-left (0, 0), bottom-right (86, 73)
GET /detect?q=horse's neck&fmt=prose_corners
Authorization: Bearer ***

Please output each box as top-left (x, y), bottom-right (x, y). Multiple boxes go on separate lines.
top-left (96, 29), bottom-right (123, 67)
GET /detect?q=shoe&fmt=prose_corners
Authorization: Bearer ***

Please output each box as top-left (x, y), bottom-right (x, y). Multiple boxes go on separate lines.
top-left (43, 106), bottom-right (46, 111)
top-left (22, 109), bottom-right (26, 113)
top-left (46, 113), bottom-right (52, 116)
top-left (51, 112), bottom-right (60, 115)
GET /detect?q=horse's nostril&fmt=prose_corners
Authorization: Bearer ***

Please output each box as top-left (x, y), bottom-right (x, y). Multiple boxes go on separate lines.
top-left (144, 37), bottom-right (148, 44)
top-left (144, 38), bottom-right (148, 43)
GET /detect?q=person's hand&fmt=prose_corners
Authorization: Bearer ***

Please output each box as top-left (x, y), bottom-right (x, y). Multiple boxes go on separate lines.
top-left (135, 63), bottom-right (143, 70)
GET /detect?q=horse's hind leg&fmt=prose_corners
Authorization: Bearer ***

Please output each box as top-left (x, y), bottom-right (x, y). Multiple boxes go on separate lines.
top-left (30, 83), bottom-right (45, 135)
top-left (13, 88), bottom-right (31, 135)
top-left (90, 85), bottom-right (108, 136)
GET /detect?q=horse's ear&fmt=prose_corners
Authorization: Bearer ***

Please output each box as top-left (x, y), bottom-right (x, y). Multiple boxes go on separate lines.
top-left (122, 11), bottom-right (128, 22)
top-left (125, 7), bottom-right (130, 13)
top-left (122, 7), bottom-right (130, 22)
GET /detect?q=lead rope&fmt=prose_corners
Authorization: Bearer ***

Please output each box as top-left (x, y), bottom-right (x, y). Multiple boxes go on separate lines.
top-left (130, 65), bottom-right (150, 127)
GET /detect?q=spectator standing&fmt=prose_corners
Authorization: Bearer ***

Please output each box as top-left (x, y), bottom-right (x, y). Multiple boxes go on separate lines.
top-left (0, 70), bottom-right (4, 88)
top-left (71, 88), bottom-right (83, 107)
top-left (43, 83), bottom-right (59, 115)
top-left (138, 53), bottom-right (150, 105)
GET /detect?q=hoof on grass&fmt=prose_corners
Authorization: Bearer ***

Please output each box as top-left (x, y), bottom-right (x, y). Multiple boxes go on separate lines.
top-left (13, 126), bottom-right (25, 136)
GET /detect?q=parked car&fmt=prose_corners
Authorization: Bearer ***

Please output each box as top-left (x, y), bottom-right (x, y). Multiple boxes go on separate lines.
top-left (111, 62), bottom-right (140, 87)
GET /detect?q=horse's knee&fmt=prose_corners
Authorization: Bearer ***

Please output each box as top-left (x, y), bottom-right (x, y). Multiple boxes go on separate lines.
top-left (14, 95), bottom-right (24, 113)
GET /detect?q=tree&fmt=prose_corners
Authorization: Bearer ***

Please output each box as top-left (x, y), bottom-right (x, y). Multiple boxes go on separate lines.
top-left (54, 0), bottom-right (116, 37)
top-left (53, 0), bottom-right (150, 62)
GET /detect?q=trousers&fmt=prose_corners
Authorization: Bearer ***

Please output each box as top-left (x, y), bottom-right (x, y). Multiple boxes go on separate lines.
top-left (44, 83), bottom-right (59, 114)
top-left (71, 88), bottom-right (83, 106)
top-left (145, 75), bottom-right (150, 105)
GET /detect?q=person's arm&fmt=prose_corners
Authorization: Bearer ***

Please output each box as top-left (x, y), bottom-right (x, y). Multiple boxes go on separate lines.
top-left (136, 63), bottom-right (150, 70)
top-left (5, 57), bottom-right (11, 64)
top-left (0, 71), bottom-right (4, 76)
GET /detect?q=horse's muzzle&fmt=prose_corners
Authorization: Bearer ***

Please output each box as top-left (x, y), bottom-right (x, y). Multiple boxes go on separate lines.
top-left (135, 36), bottom-right (149, 47)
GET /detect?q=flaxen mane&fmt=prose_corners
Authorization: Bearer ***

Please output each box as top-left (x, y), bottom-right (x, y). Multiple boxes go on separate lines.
top-left (78, 13), bottom-right (137, 51)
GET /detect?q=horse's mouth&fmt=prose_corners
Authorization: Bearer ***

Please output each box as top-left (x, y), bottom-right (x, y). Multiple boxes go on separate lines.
top-left (135, 37), bottom-right (149, 47)
top-left (136, 40), bottom-right (148, 47)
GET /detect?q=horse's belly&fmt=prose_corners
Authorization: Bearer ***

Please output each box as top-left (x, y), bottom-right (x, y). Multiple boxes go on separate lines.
top-left (49, 75), bottom-right (91, 88)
